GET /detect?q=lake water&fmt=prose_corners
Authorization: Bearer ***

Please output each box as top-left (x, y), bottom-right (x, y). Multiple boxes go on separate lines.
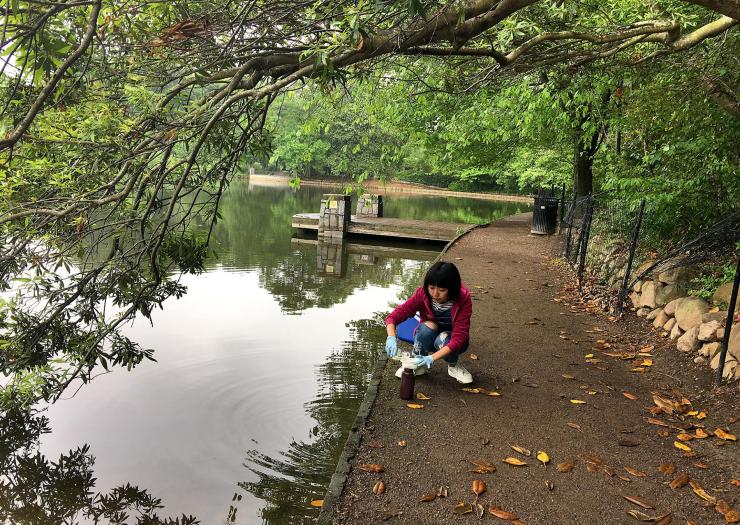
top-left (24, 180), bottom-right (526, 524)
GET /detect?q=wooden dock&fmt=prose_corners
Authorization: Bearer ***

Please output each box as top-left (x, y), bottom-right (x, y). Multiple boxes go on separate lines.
top-left (291, 213), bottom-right (477, 243)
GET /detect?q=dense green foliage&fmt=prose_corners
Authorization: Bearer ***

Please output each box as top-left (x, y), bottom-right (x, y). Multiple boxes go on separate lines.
top-left (0, 0), bottom-right (738, 407)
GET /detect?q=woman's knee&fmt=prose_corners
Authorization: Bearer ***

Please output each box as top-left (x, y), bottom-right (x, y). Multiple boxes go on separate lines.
top-left (423, 320), bottom-right (438, 330)
top-left (434, 331), bottom-right (450, 349)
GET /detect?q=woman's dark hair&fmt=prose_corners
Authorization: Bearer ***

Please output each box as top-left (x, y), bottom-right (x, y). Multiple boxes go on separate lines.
top-left (423, 262), bottom-right (462, 301)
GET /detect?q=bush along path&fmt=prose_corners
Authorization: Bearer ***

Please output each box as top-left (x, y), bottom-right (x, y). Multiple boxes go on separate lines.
top-left (326, 213), bottom-right (739, 525)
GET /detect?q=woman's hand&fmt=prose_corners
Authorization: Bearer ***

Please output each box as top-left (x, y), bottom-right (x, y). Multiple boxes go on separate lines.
top-left (385, 335), bottom-right (398, 358)
top-left (412, 355), bottom-right (434, 369)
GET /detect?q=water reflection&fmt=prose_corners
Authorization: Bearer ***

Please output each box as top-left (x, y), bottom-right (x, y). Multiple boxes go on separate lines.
top-left (0, 407), bottom-right (199, 525)
top-left (17, 181), bottom-right (525, 524)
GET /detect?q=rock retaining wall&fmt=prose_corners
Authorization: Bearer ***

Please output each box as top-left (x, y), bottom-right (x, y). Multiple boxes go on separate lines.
top-left (628, 271), bottom-right (739, 381)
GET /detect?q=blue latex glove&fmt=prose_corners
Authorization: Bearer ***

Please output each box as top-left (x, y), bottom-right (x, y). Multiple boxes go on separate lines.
top-left (412, 355), bottom-right (435, 369)
top-left (384, 335), bottom-right (398, 358)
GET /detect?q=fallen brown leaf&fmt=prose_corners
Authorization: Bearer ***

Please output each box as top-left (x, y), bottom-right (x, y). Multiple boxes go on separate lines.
top-left (653, 395), bottom-right (676, 415)
top-left (453, 502), bottom-right (473, 514)
top-left (669, 473), bottom-right (689, 489)
top-left (716, 500), bottom-right (731, 515)
top-left (557, 461), bottom-right (574, 473)
top-left (623, 495), bottom-right (655, 509)
top-left (715, 428), bottom-right (737, 441)
top-left (644, 417), bottom-right (671, 428)
top-left (437, 486), bottom-right (448, 498)
top-left (309, 499), bottom-right (323, 508)
top-left (724, 510), bottom-right (740, 523)
top-left (406, 403), bottom-right (424, 409)
top-left (472, 479), bottom-right (486, 496)
top-left (489, 506), bottom-right (518, 520)
top-left (469, 353), bottom-right (479, 360)
top-left (567, 422), bottom-right (582, 431)
top-left (673, 441), bottom-right (692, 452)
top-left (676, 433), bottom-right (695, 442)
top-left (623, 392), bottom-right (638, 400)
top-left (503, 457), bottom-right (528, 466)
top-left (373, 481), bottom-right (385, 495)
top-left (419, 493), bottom-right (436, 502)
top-left (470, 459), bottom-right (496, 474)
top-left (626, 509), bottom-right (655, 521)
top-left (511, 445), bottom-right (531, 457)
top-left (475, 503), bottom-right (485, 519)
top-left (545, 480), bottom-right (554, 491)
top-left (625, 467), bottom-right (647, 478)
top-left (358, 463), bottom-right (385, 473)
top-left (368, 441), bottom-right (384, 449)
top-left (731, 479), bottom-right (740, 487)
top-left (398, 440), bottom-right (407, 447)
top-left (692, 461), bottom-right (709, 469)
top-left (416, 393), bottom-right (430, 400)
top-left (689, 480), bottom-right (716, 504)
top-left (655, 514), bottom-right (672, 525)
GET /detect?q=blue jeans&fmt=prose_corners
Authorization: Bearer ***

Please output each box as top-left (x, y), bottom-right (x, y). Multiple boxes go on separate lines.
top-left (414, 323), bottom-right (469, 364)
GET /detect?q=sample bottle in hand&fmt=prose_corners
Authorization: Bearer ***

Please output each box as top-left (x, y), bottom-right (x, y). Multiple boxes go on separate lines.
top-left (399, 367), bottom-right (415, 400)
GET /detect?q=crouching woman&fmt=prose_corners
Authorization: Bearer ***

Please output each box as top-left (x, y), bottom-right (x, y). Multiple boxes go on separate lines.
top-left (384, 261), bottom-right (473, 384)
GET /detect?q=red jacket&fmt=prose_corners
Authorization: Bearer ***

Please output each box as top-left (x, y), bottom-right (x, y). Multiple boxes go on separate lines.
top-left (385, 285), bottom-right (472, 353)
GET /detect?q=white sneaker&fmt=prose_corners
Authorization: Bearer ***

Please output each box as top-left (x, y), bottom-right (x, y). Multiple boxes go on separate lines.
top-left (395, 365), bottom-right (428, 379)
top-left (447, 363), bottom-right (473, 384)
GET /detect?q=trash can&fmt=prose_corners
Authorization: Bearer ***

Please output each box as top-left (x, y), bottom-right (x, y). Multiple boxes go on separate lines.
top-left (531, 196), bottom-right (559, 235)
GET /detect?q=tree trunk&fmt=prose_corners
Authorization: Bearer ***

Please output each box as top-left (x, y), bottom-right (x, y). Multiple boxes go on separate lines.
top-left (573, 128), bottom-right (594, 196)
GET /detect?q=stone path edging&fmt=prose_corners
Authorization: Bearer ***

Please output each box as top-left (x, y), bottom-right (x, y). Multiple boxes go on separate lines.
top-left (315, 221), bottom-right (489, 524)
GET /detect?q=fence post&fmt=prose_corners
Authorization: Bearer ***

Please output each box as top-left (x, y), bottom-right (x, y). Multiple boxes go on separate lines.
top-left (564, 192), bottom-right (577, 259)
top-left (715, 256), bottom-right (740, 384)
top-left (577, 194), bottom-right (595, 291)
top-left (616, 199), bottom-right (646, 316)
top-left (559, 185), bottom-right (566, 227)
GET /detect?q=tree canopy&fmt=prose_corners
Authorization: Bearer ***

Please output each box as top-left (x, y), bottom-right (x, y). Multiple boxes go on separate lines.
top-left (0, 0), bottom-right (738, 405)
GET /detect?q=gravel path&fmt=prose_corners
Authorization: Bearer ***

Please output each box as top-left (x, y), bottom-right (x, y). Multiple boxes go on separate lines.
top-left (329, 213), bottom-right (739, 525)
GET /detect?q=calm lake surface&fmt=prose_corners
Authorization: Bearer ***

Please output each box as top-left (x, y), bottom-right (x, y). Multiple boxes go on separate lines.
top-left (31, 181), bottom-right (526, 524)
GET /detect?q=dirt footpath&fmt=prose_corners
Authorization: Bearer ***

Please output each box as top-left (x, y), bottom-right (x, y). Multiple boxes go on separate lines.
top-left (330, 213), bottom-right (739, 525)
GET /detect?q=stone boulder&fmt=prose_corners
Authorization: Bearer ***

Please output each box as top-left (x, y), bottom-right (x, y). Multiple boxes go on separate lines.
top-left (729, 324), bottom-right (740, 361)
top-left (640, 281), bottom-right (659, 309)
top-left (634, 281), bottom-right (643, 293)
top-left (657, 266), bottom-right (695, 284)
top-left (677, 327), bottom-right (700, 353)
top-left (702, 311), bottom-right (727, 324)
top-left (655, 284), bottom-right (686, 307)
top-left (669, 322), bottom-right (683, 341)
top-left (674, 297), bottom-right (709, 331)
top-left (653, 310), bottom-right (670, 329)
top-left (635, 260), bottom-right (657, 279)
top-left (699, 342), bottom-right (721, 359)
top-left (722, 359), bottom-right (738, 380)
top-left (713, 282), bottom-right (739, 311)
top-left (664, 298), bottom-right (682, 317)
top-left (636, 307), bottom-right (650, 317)
top-left (698, 320), bottom-right (721, 342)
top-left (630, 292), bottom-right (641, 308)
top-left (663, 318), bottom-right (676, 332)
top-left (716, 327), bottom-right (725, 340)
top-left (647, 308), bottom-right (661, 321)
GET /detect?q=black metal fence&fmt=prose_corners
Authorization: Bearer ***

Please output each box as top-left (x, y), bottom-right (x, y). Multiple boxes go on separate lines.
top-left (555, 189), bottom-right (740, 383)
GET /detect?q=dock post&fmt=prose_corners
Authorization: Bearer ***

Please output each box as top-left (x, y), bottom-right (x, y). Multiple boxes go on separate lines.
top-left (316, 238), bottom-right (347, 276)
top-left (356, 194), bottom-right (383, 218)
top-left (318, 194), bottom-right (351, 239)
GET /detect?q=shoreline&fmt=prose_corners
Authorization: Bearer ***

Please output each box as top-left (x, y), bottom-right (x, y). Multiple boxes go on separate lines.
top-left (247, 173), bottom-right (532, 203)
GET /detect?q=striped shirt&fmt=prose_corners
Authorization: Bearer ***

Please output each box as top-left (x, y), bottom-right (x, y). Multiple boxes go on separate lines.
top-left (432, 300), bottom-right (454, 331)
